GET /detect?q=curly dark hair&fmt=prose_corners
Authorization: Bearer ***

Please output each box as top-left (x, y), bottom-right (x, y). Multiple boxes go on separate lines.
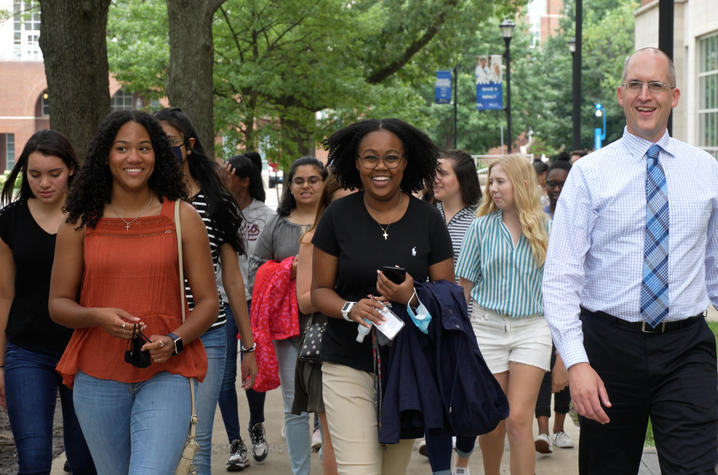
top-left (277, 156), bottom-right (327, 217)
top-left (1, 129), bottom-right (78, 206)
top-left (439, 149), bottom-right (481, 206)
top-left (227, 153), bottom-right (265, 202)
top-left (323, 118), bottom-right (438, 193)
top-left (153, 107), bottom-right (245, 254)
top-left (65, 110), bottom-right (186, 228)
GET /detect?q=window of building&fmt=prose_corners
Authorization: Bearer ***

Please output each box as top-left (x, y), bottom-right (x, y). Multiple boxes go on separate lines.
top-left (111, 89), bottom-right (134, 112)
top-left (13, 0), bottom-right (41, 59)
top-left (41, 91), bottom-right (50, 116)
top-left (25, 1), bottom-right (41, 30)
top-left (5, 134), bottom-right (16, 172)
top-left (699, 33), bottom-right (718, 159)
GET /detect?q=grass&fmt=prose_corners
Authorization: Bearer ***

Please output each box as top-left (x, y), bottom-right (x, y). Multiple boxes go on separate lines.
top-left (644, 320), bottom-right (718, 447)
top-left (709, 321), bottom-right (718, 353)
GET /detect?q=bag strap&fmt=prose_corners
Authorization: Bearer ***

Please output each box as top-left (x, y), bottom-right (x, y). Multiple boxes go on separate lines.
top-left (174, 200), bottom-right (197, 425)
top-left (175, 200), bottom-right (186, 324)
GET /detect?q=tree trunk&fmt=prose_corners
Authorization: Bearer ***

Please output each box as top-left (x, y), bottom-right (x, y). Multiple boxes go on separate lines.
top-left (166, 0), bottom-right (225, 159)
top-left (38, 0), bottom-right (112, 161)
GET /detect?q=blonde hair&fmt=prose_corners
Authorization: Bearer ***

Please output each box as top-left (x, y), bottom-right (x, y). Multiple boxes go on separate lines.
top-left (477, 154), bottom-right (549, 267)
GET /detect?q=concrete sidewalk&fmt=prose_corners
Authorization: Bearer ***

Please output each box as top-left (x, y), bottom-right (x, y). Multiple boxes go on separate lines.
top-left (50, 383), bottom-right (665, 475)
top-left (53, 300), bottom-right (718, 475)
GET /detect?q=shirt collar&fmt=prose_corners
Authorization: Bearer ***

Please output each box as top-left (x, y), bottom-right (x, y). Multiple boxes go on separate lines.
top-left (622, 127), bottom-right (675, 161)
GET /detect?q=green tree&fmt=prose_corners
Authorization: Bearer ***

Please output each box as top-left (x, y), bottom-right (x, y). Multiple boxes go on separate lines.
top-left (518, 0), bottom-right (639, 153)
top-left (108, 0), bottom-right (521, 167)
top-left (423, 0), bottom-right (639, 156)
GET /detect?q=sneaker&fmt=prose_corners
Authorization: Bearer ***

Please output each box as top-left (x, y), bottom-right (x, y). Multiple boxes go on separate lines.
top-left (311, 428), bottom-right (322, 452)
top-left (63, 460), bottom-right (72, 473)
top-left (551, 431), bottom-right (575, 448)
top-left (417, 438), bottom-right (428, 457)
top-left (534, 433), bottom-right (553, 454)
top-left (249, 422), bottom-right (269, 462)
top-left (454, 467), bottom-right (470, 475)
top-left (226, 439), bottom-right (250, 472)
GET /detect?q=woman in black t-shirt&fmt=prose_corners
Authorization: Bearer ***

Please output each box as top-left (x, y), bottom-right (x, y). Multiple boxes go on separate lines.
top-left (0, 130), bottom-right (95, 474)
top-left (312, 119), bottom-right (454, 474)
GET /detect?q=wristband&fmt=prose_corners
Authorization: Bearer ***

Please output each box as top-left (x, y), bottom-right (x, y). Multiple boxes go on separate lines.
top-left (240, 342), bottom-right (257, 353)
top-left (341, 301), bottom-right (356, 321)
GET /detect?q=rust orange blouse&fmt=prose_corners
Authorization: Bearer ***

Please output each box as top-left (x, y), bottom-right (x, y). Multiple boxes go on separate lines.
top-left (57, 199), bottom-right (208, 388)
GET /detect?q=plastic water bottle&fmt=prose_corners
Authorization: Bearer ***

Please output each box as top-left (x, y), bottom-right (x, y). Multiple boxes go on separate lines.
top-left (356, 319), bottom-right (372, 343)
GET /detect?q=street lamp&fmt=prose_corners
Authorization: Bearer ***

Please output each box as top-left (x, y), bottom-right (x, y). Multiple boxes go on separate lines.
top-left (569, 36), bottom-right (581, 152)
top-left (500, 19), bottom-right (515, 154)
top-left (594, 103), bottom-right (606, 150)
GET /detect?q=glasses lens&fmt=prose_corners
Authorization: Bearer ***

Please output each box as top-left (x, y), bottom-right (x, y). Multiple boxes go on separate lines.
top-left (383, 155), bottom-right (401, 168)
top-left (625, 81), bottom-right (670, 93)
top-left (648, 81), bottom-right (668, 92)
top-left (358, 155), bottom-right (402, 169)
top-left (293, 176), bottom-right (322, 186)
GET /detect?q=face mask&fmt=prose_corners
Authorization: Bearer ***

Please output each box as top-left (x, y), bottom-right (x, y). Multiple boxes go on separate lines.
top-left (406, 291), bottom-right (432, 334)
top-left (171, 146), bottom-right (184, 164)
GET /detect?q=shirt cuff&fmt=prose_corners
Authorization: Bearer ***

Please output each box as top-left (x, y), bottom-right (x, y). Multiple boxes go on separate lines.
top-left (556, 342), bottom-right (590, 370)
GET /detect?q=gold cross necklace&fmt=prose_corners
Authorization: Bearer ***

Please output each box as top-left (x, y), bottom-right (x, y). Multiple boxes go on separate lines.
top-left (108, 195), bottom-right (154, 231)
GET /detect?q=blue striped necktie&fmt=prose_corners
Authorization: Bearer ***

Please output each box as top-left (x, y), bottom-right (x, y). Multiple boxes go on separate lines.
top-left (640, 144), bottom-right (669, 327)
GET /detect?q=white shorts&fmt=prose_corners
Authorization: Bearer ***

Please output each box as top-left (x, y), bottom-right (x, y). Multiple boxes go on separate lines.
top-left (470, 306), bottom-right (552, 374)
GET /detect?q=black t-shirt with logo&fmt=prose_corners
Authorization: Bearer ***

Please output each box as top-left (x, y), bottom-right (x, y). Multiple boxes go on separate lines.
top-left (312, 192), bottom-right (452, 372)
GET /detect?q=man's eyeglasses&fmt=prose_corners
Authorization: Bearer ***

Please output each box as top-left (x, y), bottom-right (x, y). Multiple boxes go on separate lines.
top-left (622, 80), bottom-right (674, 93)
top-left (357, 154), bottom-right (404, 169)
top-left (292, 176), bottom-right (323, 186)
top-left (546, 180), bottom-right (565, 189)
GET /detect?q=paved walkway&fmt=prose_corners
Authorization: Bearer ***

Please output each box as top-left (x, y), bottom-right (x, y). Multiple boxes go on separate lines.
top-left (49, 382), bottom-right (668, 475)
top-left (51, 305), bottom-right (718, 474)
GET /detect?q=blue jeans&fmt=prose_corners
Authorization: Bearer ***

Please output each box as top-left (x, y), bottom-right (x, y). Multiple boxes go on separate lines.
top-left (218, 302), bottom-right (266, 443)
top-left (73, 370), bottom-right (191, 475)
top-left (274, 338), bottom-right (310, 475)
top-left (193, 326), bottom-right (227, 475)
top-left (5, 342), bottom-right (95, 475)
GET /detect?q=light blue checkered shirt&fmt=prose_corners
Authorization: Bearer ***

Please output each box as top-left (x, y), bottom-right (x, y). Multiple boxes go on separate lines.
top-left (543, 128), bottom-right (718, 369)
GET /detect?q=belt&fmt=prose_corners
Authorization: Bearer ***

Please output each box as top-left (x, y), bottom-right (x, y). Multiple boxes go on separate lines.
top-left (580, 307), bottom-right (703, 334)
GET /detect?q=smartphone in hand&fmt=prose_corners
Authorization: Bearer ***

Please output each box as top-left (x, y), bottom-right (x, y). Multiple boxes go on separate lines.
top-left (381, 266), bottom-right (406, 285)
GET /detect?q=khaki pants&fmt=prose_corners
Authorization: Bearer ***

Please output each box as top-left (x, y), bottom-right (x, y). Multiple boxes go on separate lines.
top-left (321, 362), bottom-right (414, 474)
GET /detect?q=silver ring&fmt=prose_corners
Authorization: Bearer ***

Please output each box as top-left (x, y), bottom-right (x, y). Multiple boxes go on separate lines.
top-left (122, 323), bottom-right (126, 329)
top-left (159, 340), bottom-right (165, 347)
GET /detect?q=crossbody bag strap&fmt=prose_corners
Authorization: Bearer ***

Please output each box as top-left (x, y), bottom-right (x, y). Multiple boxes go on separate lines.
top-left (174, 200), bottom-right (196, 421)
top-left (175, 200), bottom-right (186, 323)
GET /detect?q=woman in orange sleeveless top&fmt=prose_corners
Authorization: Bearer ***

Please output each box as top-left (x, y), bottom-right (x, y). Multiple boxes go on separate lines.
top-left (49, 111), bottom-right (219, 475)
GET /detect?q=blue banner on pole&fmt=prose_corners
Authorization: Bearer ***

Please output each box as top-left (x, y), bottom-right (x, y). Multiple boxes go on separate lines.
top-left (476, 83), bottom-right (503, 110)
top-left (435, 70), bottom-right (452, 104)
top-left (475, 55), bottom-right (503, 110)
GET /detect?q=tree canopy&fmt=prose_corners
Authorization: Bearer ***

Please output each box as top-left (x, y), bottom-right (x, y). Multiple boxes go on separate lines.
top-left (420, 0), bottom-right (638, 156)
top-left (107, 0), bottom-right (521, 167)
top-left (106, 0), bottom-right (638, 163)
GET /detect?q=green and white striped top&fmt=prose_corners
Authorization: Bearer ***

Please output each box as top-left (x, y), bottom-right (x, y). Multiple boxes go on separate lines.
top-left (456, 211), bottom-right (550, 317)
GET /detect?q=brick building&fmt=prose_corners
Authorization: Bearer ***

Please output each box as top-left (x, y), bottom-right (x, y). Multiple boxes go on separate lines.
top-left (0, 0), bottom-right (144, 170)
